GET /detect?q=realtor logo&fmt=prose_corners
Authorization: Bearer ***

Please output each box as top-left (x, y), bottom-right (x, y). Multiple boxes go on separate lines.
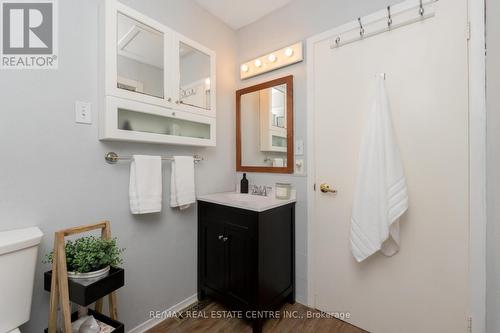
top-left (1, 0), bottom-right (58, 69)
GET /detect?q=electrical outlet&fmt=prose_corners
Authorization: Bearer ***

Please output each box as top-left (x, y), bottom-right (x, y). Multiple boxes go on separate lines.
top-left (75, 101), bottom-right (92, 124)
top-left (295, 159), bottom-right (304, 175)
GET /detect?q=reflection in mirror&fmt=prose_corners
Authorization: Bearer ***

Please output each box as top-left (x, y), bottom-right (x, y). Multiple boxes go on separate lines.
top-left (179, 42), bottom-right (211, 110)
top-left (116, 12), bottom-right (164, 99)
top-left (238, 76), bottom-right (292, 173)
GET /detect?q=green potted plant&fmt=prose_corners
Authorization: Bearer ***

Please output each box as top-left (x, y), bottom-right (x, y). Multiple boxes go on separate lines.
top-left (44, 236), bottom-right (124, 280)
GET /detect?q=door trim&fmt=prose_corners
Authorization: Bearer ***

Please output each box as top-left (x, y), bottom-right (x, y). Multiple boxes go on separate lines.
top-left (306, 1), bottom-right (486, 331)
top-left (467, 0), bottom-right (486, 331)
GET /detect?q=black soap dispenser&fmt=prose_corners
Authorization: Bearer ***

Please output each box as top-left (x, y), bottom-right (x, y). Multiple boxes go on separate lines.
top-left (240, 173), bottom-right (249, 194)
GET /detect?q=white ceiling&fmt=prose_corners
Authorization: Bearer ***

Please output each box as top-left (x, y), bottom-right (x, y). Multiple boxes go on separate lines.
top-left (195, 0), bottom-right (293, 30)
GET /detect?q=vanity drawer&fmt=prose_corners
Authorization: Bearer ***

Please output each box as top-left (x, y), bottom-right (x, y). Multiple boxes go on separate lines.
top-left (198, 201), bottom-right (258, 233)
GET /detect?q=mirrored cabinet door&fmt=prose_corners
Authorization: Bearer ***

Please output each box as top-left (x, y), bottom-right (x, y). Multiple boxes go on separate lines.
top-left (116, 12), bottom-right (165, 99)
top-left (174, 38), bottom-right (216, 116)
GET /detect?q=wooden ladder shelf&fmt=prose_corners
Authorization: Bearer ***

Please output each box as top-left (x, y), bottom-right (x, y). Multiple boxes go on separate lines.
top-left (48, 221), bottom-right (119, 333)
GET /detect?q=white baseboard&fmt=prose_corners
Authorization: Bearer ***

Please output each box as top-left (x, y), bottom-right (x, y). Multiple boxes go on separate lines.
top-left (127, 293), bottom-right (198, 333)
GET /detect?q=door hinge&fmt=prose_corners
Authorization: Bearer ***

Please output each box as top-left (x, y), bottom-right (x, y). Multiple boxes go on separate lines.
top-left (467, 316), bottom-right (472, 333)
top-left (466, 22), bottom-right (471, 41)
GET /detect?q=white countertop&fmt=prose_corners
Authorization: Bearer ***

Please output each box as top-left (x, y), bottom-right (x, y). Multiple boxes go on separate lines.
top-left (197, 192), bottom-right (296, 212)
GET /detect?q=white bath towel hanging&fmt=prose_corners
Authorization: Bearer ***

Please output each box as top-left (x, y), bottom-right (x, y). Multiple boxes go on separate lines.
top-left (129, 155), bottom-right (162, 214)
top-left (170, 156), bottom-right (196, 210)
top-left (350, 74), bottom-right (409, 262)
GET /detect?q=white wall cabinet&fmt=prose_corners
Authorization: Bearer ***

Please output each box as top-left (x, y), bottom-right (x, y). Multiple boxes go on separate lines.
top-left (100, 0), bottom-right (216, 146)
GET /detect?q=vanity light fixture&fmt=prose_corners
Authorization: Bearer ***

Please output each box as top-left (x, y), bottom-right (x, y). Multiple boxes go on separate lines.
top-left (240, 42), bottom-right (303, 80)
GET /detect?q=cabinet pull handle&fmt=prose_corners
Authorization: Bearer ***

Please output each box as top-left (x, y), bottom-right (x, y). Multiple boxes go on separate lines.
top-left (222, 237), bottom-right (228, 242)
top-left (218, 235), bottom-right (224, 240)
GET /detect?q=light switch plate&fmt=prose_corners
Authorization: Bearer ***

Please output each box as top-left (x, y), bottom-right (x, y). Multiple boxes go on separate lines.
top-left (75, 101), bottom-right (92, 124)
top-left (295, 140), bottom-right (304, 155)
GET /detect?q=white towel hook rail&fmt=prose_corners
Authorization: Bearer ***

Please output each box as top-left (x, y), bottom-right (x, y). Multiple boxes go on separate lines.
top-left (104, 152), bottom-right (204, 164)
top-left (330, 0), bottom-right (438, 50)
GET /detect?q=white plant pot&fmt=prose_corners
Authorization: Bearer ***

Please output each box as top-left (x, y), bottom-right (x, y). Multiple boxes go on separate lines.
top-left (67, 266), bottom-right (110, 280)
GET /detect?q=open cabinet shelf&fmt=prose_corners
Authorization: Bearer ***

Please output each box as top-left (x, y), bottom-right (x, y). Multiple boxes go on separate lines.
top-left (44, 309), bottom-right (124, 333)
top-left (43, 267), bottom-right (124, 307)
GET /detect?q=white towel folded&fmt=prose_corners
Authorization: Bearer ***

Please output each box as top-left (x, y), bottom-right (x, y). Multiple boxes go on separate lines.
top-left (350, 75), bottom-right (409, 262)
top-left (170, 156), bottom-right (195, 210)
top-left (129, 155), bottom-right (162, 214)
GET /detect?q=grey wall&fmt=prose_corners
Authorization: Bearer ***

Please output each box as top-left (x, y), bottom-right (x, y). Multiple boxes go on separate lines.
top-left (235, 0), bottom-right (405, 303)
top-left (0, 0), bottom-right (236, 331)
top-left (486, 0), bottom-right (500, 331)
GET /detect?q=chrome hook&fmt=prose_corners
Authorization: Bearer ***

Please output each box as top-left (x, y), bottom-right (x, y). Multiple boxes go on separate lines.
top-left (335, 36), bottom-right (341, 47)
top-left (387, 6), bottom-right (392, 28)
top-left (358, 17), bottom-right (364, 37)
top-left (419, 0), bottom-right (425, 16)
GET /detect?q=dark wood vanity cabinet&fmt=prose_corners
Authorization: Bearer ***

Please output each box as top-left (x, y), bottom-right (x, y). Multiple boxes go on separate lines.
top-left (197, 200), bottom-right (295, 333)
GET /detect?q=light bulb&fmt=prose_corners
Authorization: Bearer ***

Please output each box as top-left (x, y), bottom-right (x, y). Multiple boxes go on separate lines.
top-left (254, 59), bottom-right (262, 67)
top-left (241, 64), bottom-right (249, 72)
top-left (284, 48), bottom-right (294, 57)
top-left (268, 54), bottom-right (277, 62)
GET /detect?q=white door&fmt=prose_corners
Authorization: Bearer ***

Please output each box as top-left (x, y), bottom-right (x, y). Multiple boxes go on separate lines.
top-left (309, 1), bottom-right (470, 332)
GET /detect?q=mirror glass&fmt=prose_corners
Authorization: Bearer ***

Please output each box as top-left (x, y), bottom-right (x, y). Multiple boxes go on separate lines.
top-left (116, 12), bottom-right (164, 99)
top-left (238, 76), bottom-right (293, 173)
top-left (179, 42), bottom-right (211, 110)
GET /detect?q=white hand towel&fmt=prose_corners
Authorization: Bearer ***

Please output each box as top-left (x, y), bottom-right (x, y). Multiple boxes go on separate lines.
top-left (170, 156), bottom-right (195, 210)
top-left (129, 155), bottom-right (162, 214)
top-left (350, 75), bottom-right (409, 262)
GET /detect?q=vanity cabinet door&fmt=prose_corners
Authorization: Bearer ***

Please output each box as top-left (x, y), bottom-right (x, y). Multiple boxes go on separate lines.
top-left (200, 220), bottom-right (226, 294)
top-left (225, 222), bottom-right (255, 305)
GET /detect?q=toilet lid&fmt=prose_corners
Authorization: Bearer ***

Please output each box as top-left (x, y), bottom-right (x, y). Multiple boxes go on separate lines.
top-left (0, 227), bottom-right (43, 255)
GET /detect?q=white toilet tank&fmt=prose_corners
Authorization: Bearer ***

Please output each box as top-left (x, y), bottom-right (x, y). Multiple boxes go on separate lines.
top-left (0, 227), bottom-right (43, 333)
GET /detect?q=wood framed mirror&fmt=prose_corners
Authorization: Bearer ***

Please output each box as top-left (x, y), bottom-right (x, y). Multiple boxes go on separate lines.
top-left (236, 75), bottom-right (294, 173)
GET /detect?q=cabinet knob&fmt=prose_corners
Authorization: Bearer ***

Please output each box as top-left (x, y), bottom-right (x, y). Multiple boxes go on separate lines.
top-left (167, 97), bottom-right (172, 102)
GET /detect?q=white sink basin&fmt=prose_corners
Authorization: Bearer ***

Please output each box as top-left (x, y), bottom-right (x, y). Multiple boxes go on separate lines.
top-left (197, 192), bottom-right (296, 212)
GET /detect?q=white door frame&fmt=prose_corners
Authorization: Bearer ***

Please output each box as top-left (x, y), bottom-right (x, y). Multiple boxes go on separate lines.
top-left (306, 0), bottom-right (486, 330)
